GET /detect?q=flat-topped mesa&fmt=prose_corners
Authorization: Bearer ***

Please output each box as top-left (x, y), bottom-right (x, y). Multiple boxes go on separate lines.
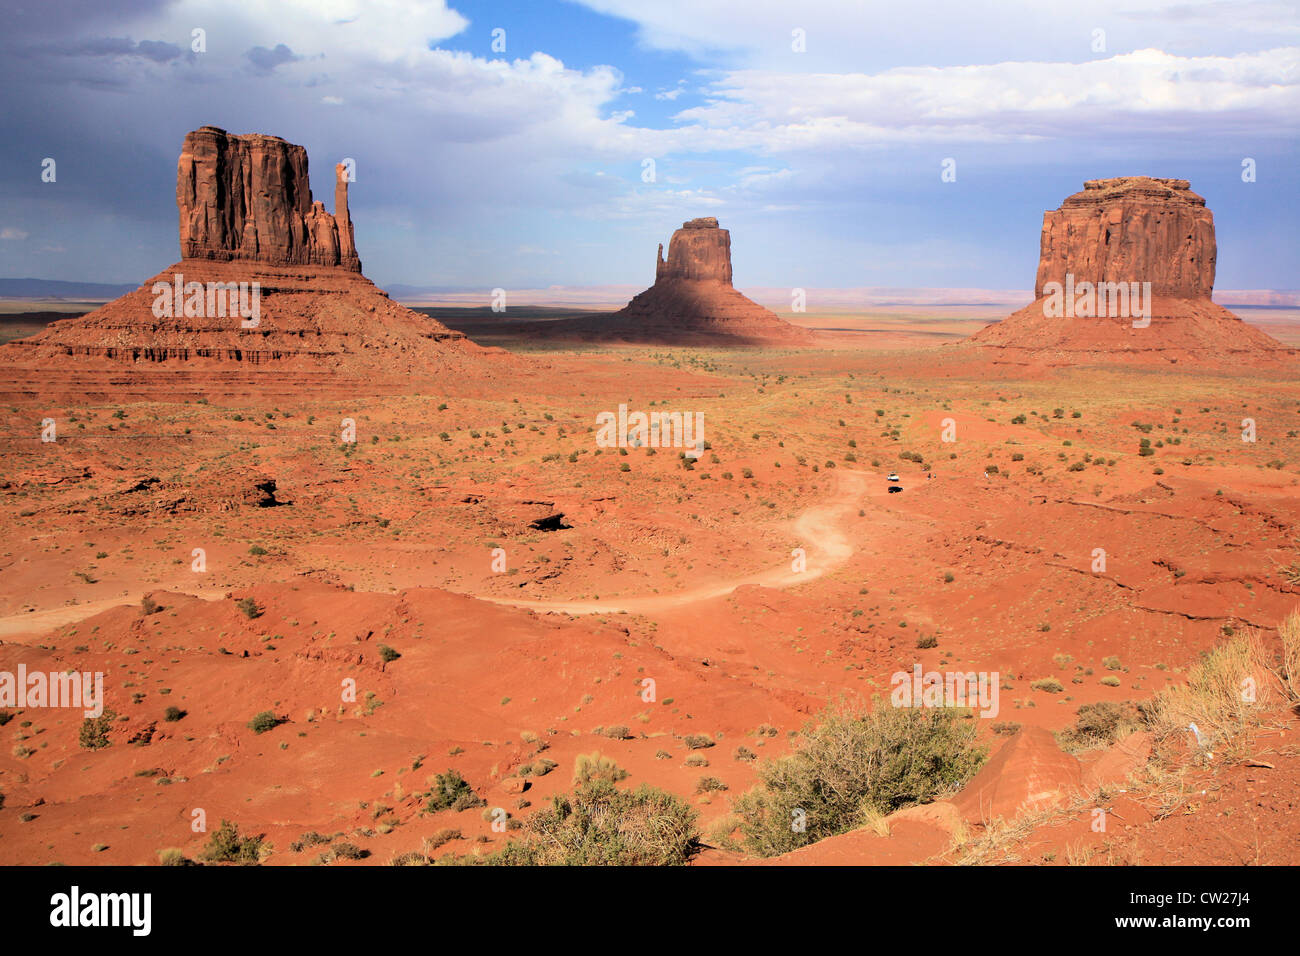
top-left (655, 217), bottom-right (733, 284)
top-left (1035, 176), bottom-right (1214, 298)
top-left (177, 125), bottom-right (361, 272)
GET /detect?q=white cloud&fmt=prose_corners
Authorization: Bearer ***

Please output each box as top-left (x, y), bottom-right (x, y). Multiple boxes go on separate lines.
top-left (571, 0), bottom-right (1300, 69)
top-left (0, 227), bottom-right (28, 240)
top-left (672, 47), bottom-right (1300, 150)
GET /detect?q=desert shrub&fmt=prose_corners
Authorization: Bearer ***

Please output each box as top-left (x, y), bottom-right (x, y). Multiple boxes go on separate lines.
top-left (247, 711), bottom-right (283, 734)
top-left (473, 779), bottom-right (698, 866)
top-left (600, 725), bottom-right (630, 739)
top-left (733, 704), bottom-right (985, 857)
top-left (990, 721), bottom-right (1021, 737)
top-left (1030, 677), bottom-right (1063, 693)
top-left (157, 848), bottom-right (193, 866)
top-left (328, 843), bottom-right (367, 861)
top-left (236, 597), bottom-right (263, 619)
top-left (164, 706), bottom-right (184, 722)
top-left (695, 776), bottom-right (728, 794)
top-left (388, 851), bottom-right (429, 866)
top-left (423, 828), bottom-right (462, 852)
top-left (684, 753), bottom-right (709, 768)
top-left (682, 734), bottom-right (715, 750)
top-left (916, 634), bottom-right (938, 649)
top-left (377, 644), bottom-right (400, 663)
top-left (425, 769), bottom-right (484, 812)
top-left (734, 745), bottom-right (757, 762)
top-left (200, 820), bottom-right (265, 864)
top-left (1057, 700), bottom-right (1146, 753)
top-left (79, 710), bottom-right (116, 750)
top-left (572, 751), bottom-right (629, 786)
top-left (289, 831), bottom-right (334, 852)
top-left (140, 595), bottom-right (160, 616)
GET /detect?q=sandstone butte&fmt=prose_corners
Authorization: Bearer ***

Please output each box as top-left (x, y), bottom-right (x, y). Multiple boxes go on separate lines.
top-left (966, 176), bottom-right (1293, 366)
top-left (535, 217), bottom-right (814, 345)
top-left (2, 126), bottom-right (496, 382)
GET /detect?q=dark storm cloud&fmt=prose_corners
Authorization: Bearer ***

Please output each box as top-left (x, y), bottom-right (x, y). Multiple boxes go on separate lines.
top-left (56, 36), bottom-right (184, 61)
top-left (245, 43), bottom-right (301, 73)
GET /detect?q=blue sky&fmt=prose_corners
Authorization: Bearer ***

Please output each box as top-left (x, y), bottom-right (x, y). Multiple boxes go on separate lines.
top-left (0, 0), bottom-right (1296, 292)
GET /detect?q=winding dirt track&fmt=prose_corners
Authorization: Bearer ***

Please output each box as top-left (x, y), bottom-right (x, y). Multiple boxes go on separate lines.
top-left (479, 469), bottom-right (870, 615)
top-left (0, 471), bottom-right (872, 636)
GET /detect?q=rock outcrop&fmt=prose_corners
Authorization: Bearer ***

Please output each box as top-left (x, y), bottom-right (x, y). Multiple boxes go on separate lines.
top-left (532, 217), bottom-right (812, 345)
top-left (177, 126), bottom-right (360, 271)
top-left (655, 217), bottom-right (732, 283)
top-left (3, 127), bottom-right (503, 383)
top-left (1035, 178), bottom-right (1214, 298)
top-left (968, 177), bottom-right (1291, 366)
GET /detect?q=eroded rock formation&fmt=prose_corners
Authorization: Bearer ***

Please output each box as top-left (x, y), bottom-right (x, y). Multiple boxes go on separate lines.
top-left (968, 177), bottom-right (1290, 366)
top-left (655, 217), bottom-right (733, 283)
top-left (536, 217), bottom-right (811, 345)
top-left (2, 127), bottom-right (504, 381)
top-left (1035, 177), bottom-right (1214, 298)
top-left (177, 125), bottom-right (360, 271)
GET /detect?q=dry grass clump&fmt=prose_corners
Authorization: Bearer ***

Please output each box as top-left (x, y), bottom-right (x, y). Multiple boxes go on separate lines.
top-left (1144, 628), bottom-right (1283, 760)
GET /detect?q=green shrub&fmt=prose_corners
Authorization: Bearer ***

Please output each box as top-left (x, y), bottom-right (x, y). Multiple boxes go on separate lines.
top-left (163, 706), bottom-right (184, 722)
top-left (733, 704), bottom-right (985, 857)
top-left (377, 644), bottom-right (401, 663)
top-left (247, 711), bottom-right (283, 734)
top-left (425, 769), bottom-right (484, 812)
top-left (79, 710), bottom-right (116, 750)
top-left (471, 779), bottom-right (698, 866)
top-left (200, 820), bottom-right (265, 864)
top-left (236, 597), bottom-right (263, 619)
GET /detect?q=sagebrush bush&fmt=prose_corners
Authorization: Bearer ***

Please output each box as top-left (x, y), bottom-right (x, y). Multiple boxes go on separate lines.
top-left (733, 703), bottom-right (985, 857)
top-left (1056, 700), bottom-right (1147, 753)
top-left (79, 711), bottom-right (116, 750)
top-left (200, 820), bottom-right (265, 864)
top-left (425, 769), bottom-right (484, 813)
top-left (467, 778), bottom-right (698, 866)
top-left (572, 751), bottom-right (628, 786)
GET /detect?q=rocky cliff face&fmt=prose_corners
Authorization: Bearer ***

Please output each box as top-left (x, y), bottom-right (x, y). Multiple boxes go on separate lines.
top-left (655, 217), bottom-right (733, 284)
top-left (1035, 177), bottom-right (1214, 298)
top-left (177, 125), bottom-right (361, 272)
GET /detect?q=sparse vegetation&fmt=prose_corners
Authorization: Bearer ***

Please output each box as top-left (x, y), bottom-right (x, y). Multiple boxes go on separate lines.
top-left (733, 703), bottom-right (985, 857)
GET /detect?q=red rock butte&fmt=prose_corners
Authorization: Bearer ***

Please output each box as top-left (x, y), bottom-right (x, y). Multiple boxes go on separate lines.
top-left (177, 125), bottom-right (361, 272)
top-left (535, 217), bottom-right (813, 346)
top-left (968, 177), bottom-right (1292, 366)
top-left (1, 126), bottom-right (499, 389)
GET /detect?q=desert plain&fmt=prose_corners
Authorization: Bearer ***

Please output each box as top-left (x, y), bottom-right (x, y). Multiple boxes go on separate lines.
top-left (2, 298), bottom-right (1299, 866)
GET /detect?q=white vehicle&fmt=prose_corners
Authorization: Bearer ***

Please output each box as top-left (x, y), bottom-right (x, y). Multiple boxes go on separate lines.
top-left (886, 473), bottom-right (901, 482)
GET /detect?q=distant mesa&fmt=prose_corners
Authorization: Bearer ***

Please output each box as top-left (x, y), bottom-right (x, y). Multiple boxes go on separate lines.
top-left (3, 126), bottom-right (494, 379)
top-left (529, 217), bottom-right (813, 346)
top-left (967, 176), bottom-right (1291, 365)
